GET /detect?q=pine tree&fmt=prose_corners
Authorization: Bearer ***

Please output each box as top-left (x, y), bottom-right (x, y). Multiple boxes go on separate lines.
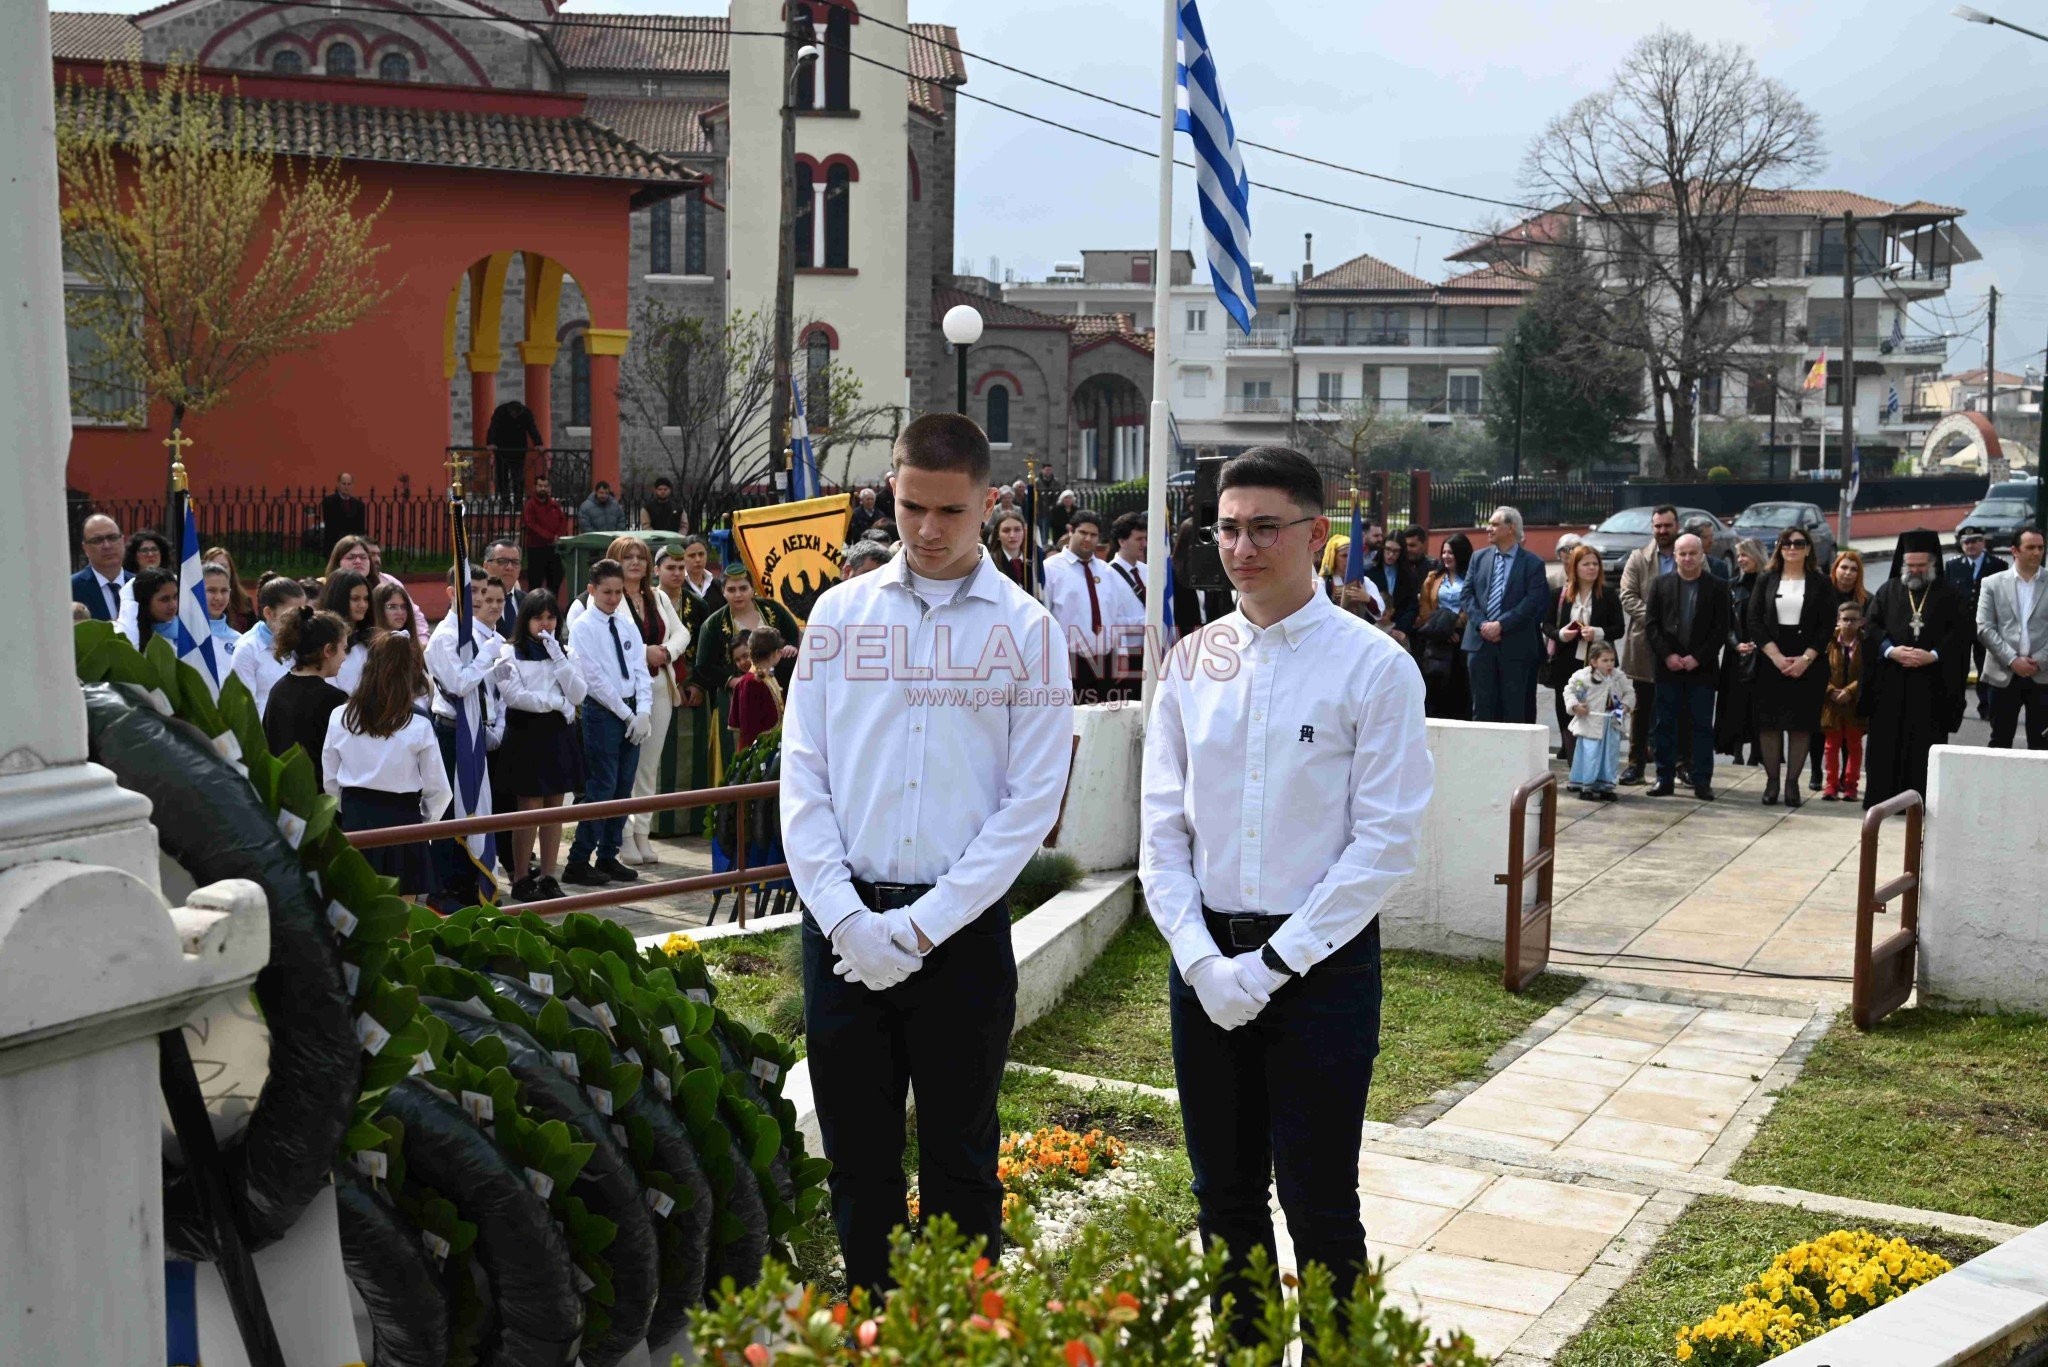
top-left (1484, 242), bottom-right (1643, 476)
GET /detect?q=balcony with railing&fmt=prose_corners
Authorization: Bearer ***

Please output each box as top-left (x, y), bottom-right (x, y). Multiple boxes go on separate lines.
top-left (1294, 395), bottom-right (1486, 419)
top-left (1293, 324), bottom-right (1511, 349)
top-left (1222, 394), bottom-right (1293, 416)
top-left (1223, 326), bottom-right (1294, 352)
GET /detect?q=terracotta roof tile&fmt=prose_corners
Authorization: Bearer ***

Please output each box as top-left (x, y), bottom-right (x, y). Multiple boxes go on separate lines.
top-left (1302, 251), bottom-right (1434, 292)
top-left (931, 287), bottom-right (1070, 330)
top-left (907, 23), bottom-right (966, 117)
top-left (51, 12), bottom-right (141, 62)
top-left (582, 96), bottom-right (717, 157)
top-left (551, 14), bottom-right (729, 73)
top-left (1069, 312), bottom-right (1154, 353)
top-left (57, 80), bottom-right (699, 189)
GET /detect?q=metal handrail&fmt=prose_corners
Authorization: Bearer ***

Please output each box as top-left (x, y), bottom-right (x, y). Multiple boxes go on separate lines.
top-left (346, 780), bottom-right (786, 925)
top-left (1853, 789), bottom-right (1922, 1030)
top-left (1496, 771), bottom-right (1559, 992)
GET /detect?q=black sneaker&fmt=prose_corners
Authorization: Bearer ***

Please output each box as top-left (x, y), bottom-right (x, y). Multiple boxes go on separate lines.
top-left (535, 874), bottom-right (566, 902)
top-left (1693, 785), bottom-right (1716, 802)
top-left (595, 856), bottom-right (640, 883)
top-left (1618, 764), bottom-right (1645, 786)
top-left (510, 874), bottom-right (541, 903)
top-left (561, 863), bottom-right (608, 887)
top-left (1647, 780), bottom-right (1675, 797)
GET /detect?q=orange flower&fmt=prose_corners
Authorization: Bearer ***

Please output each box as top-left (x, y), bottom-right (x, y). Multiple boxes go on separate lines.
top-left (831, 1304), bottom-right (849, 1328)
top-left (981, 1291), bottom-right (1007, 1320)
top-left (1115, 1292), bottom-right (1141, 1314)
top-left (1064, 1339), bottom-right (1096, 1367)
top-left (743, 1345), bottom-right (771, 1366)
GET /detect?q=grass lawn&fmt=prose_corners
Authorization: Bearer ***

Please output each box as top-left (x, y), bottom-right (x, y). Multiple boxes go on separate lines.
top-left (1554, 1196), bottom-right (1994, 1367)
top-left (1729, 1006), bottom-right (2048, 1227)
top-left (1008, 915), bottom-right (1580, 1120)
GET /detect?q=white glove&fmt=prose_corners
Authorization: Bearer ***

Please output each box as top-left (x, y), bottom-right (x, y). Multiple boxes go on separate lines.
top-left (829, 910), bottom-right (923, 991)
top-left (1184, 955), bottom-right (1266, 1031)
top-left (539, 629), bottom-right (567, 660)
top-left (625, 713), bottom-right (652, 745)
top-left (1232, 949), bottom-right (1290, 1002)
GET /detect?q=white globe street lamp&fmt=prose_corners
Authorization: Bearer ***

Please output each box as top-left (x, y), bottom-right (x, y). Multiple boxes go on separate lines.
top-left (942, 303), bottom-right (984, 414)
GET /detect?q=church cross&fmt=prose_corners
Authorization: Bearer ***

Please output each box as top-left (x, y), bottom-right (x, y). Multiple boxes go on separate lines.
top-left (445, 448), bottom-right (471, 498)
top-left (163, 427), bottom-right (195, 491)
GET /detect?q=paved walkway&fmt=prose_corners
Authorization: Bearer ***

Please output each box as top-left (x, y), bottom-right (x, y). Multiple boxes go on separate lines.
top-left (504, 833), bottom-right (772, 936)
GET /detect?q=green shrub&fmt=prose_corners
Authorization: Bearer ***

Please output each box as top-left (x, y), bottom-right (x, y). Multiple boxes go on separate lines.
top-left (691, 1207), bottom-right (1489, 1366)
top-left (1707, 466), bottom-right (1734, 482)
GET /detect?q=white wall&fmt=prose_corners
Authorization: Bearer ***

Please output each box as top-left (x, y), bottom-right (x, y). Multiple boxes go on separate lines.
top-left (1380, 721), bottom-right (1552, 959)
top-left (1919, 744), bottom-right (2048, 1014)
top-left (1048, 701), bottom-right (1145, 873)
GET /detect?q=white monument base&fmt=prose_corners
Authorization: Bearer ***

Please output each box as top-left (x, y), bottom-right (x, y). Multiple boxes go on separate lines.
top-left (196, 1184), bottom-right (363, 1367)
top-left (1919, 745), bottom-right (2048, 1014)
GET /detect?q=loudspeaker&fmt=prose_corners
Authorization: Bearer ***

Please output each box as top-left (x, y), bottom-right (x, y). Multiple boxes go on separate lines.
top-left (1176, 455), bottom-right (1229, 592)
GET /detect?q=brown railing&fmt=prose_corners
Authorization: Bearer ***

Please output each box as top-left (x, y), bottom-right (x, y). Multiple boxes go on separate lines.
top-left (347, 780), bottom-right (787, 926)
top-left (1497, 772), bottom-right (1559, 992)
top-left (1853, 790), bottom-right (1922, 1031)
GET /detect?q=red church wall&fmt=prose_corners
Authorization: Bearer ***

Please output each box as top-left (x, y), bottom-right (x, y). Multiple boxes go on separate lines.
top-left (65, 157), bottom-right (635, 502)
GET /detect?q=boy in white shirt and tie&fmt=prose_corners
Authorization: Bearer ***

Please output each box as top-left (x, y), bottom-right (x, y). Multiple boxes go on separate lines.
top-left (563, 558), bottom-right (653, 885)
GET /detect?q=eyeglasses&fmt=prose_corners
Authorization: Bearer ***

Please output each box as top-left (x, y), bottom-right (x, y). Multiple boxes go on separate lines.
top-left (84, 533), bottom-right (123, 547)
top-left (1211, 516), bottom-right (1316, 549)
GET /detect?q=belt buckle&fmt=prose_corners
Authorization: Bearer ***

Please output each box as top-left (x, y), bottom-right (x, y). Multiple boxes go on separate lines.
top-left (1227, 915), bottom-right (1266, 950)
top-left (870, 881), bottom-right (915, 908)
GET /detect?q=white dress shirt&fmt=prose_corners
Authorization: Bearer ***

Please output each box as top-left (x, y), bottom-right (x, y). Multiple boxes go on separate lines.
top-left (567, 598), bottom-right (654, 723)
top-left (426, 612), bottom-right (507, 724)
top-left (89, 568), bottom-right (126, 620)
top-left (230, 622), bottom-right (293, 717)
top-left (1140, 589), bottom-right (1434, 976)
top-left (1042, 547), bottom-right (1123, 657)
top-left (2019, 572), bottom-right (2039, 659)
top-left (335, 640), bottom-right (369, 697)
top-left (497, 639), bottom-right (589, 720)
top-left (781, 548), bottom-right (1074, 946)
top-left (321, 710), bottom-right (452, 819)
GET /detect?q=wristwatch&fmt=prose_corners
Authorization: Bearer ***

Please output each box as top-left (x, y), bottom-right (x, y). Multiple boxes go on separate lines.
top-left (1260, 943), bottom-right (1296, 980)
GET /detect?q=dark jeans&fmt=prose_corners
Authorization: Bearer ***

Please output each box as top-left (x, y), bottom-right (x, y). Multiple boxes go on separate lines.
top-left (523, 545), bottom-right (565, 603)
top-left (1988, 677), bottom-right (2048, 750)
top-left (1173, 917), bottom-right (1381, 1344)
top-left (1466, 645), bottom-right (1537, 723)
top-left (802, 902), bottom-right (1016, 1294)
top-left (1629, 678), bottom-right (1657, 767)
top-left (1654, 677), bottom-right (1717, 786)
top-left (566, 705), bottom-right (638, 866)
top-left (495, 448), bottom-right (526, 506)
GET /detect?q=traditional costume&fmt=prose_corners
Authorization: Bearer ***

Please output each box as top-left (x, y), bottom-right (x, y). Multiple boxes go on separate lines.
top-left (1859, 530), bottom-right (1971, 809)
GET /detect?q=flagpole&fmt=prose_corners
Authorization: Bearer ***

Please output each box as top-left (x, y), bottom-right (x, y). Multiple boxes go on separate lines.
top-left (1141, 0), bottom-right (1175, 713)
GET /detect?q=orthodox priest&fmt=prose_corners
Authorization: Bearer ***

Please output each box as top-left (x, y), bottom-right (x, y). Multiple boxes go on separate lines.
top-left (1860, 530), bottom-right (1971, 809)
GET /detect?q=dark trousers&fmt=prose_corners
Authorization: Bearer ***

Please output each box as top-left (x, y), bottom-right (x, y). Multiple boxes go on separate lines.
top-left (523, 546), bottom-right (565, 603)
top-left (1629, 678), bottom-right (1657, 767)
top-left (1988, 677), bottom-right (2048, 750)
top-left (1173, 917), bottom-right (1381, 1343)
top-left (1654, 678), bottom-right (1717, 786)
top-left (566, 705), bottom-right (638, 866)
top-left (1466, 645), bottom-right (1537, 723)
top-left (803, 902), bottom-right (1016, 1294)
top-left (495, 448), bottom-right (526, 506)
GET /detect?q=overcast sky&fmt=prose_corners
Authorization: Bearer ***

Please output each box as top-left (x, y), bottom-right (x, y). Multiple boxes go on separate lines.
top-left (76, 0), bottom-right (2048, 374)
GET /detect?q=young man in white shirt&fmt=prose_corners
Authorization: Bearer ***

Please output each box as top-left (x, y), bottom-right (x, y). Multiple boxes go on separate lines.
top-left (1041, 508), bottom-right (1115, 703)
top-left (425, 566), bottom-right (510, 909)
top-left (1103, 511), bottom-right (1150, 699)
top-left (782, 412), bottom-right (1074, 1293)
top-left (1139, 443), bottom-right (1434, 1342)
top-left (563, 557), bottom-right (654, 885)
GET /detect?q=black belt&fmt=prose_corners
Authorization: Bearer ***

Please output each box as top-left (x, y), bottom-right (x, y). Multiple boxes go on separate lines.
top-left (1202, 905), bottom-right (1285, 951)
top-left (852, 878), bottom-right (935, 912)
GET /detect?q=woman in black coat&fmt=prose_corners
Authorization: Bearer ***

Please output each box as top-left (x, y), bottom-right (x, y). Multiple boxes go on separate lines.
top-left (1715, 539), bottom-right (1767, 765)
top-left (1541, 544), bottom-right (1626, 763)
top-left (1746, 527), bottom-right (1837, 808)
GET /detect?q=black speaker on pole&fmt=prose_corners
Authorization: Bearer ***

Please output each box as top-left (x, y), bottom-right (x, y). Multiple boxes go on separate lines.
top-left (1175, 455), bottom-right (1229, 592)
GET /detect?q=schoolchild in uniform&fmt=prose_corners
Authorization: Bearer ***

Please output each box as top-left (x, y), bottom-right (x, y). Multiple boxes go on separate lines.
top-left (322, 631), bottom-right (451, 896)
top-left (262, 605), bottom-right (350, 788)
top-left (494, 591), bottom-right (588, 903)
top-left (231, 576), bottom-right (308, 716)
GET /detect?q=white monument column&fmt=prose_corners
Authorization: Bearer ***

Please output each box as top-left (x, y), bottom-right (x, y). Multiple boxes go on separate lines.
top-left (0, 7), bottom-right (271, 1361)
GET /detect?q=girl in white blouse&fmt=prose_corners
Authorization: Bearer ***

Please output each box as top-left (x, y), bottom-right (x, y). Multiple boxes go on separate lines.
top-left (230, 576), bottom-right (307, 716)
top-left (319, 570), bottom-right (376, 696)
top-left (493, 594), bottom-right (589, 902)
top-left (322, 632), bottom-right (450, 896)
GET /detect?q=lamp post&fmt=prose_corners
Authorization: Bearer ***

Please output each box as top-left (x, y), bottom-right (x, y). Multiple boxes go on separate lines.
top-left (1953, 5), bottom-right (2048, 526)
top-left (942, 303), bottom-right (984, 415)
top-left (769, 30), bottom-right (821, 491)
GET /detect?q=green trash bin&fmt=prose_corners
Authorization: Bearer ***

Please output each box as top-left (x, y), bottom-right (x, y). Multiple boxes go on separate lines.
top-left (557, 529), bottom-right (694, 601)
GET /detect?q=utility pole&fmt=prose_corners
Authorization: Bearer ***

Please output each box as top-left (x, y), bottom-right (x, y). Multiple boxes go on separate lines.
top-left (1985, 285), bottom-right (1999, 422)
top-left (1839, 211), bottom-right (1858, 549)
top-left (769, 15), bottom-right (815, 497)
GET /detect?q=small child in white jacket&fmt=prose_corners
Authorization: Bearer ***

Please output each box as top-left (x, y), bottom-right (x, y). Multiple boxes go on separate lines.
top-left (1564, 641), bottom-right (1632, 800)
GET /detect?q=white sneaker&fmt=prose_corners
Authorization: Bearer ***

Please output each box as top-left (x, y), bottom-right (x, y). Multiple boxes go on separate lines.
top-left (639, 832), bottom-right (661, 866)
top-left (617, 839), bottom-right (646, 866)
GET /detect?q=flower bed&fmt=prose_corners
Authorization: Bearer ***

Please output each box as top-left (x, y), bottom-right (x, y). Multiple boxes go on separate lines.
top-left (1674, 1229), bottom-right (1953, 1364)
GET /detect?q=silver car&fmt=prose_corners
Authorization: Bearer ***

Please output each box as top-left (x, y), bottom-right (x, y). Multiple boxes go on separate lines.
top-left (1579, 506), bottom-right (1734, 578)
top-left (1732, 501), bottom-right (1838, 567)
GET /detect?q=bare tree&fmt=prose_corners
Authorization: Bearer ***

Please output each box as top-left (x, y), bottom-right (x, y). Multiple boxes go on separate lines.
top-left (1295, 402), bottom-right (1419, 482)
top-left (620, 301), bottom-right (898, 530)
top-left (1515, 28), bottom-right (1822, 478)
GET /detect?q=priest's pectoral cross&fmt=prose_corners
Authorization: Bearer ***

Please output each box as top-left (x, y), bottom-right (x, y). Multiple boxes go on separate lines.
top-left (1909, 608), bottom-right (1925, 636)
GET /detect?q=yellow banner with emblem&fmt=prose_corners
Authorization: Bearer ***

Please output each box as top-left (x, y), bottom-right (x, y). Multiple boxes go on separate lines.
top-left (729, 493), bottom-right (851, 625)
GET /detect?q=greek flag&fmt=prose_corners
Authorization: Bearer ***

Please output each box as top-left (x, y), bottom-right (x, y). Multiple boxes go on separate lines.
top-left (1344, 497), bottom-right (1366, 585)
top-left (789, 374), bottom-right (819, 502)
top-left (1888, 312), bottom-right (1905, 351)
top-left (1886, 383), bottom-right (1900, 421)
top-left (170, 493), bottom-right (221, 697)
top-left (1174, 0), bottom-right (1257, 335)
top-left (446, 500), bottom-right (497, 875)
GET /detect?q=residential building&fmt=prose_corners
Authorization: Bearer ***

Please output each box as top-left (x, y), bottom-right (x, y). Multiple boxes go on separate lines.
top-left (1919, 368), bottom-right (2043, 419)
top-left (1451, 191), bottom-right (1979, 473)
top-left (55, 1), bottom-right (972, 490)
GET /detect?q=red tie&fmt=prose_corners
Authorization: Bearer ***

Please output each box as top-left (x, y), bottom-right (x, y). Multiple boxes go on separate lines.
top-left (1080, 557), bottom-right (1102, 634)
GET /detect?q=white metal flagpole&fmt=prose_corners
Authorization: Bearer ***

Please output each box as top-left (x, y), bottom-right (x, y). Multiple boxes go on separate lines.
top-left (1141, 0), bottom-right (1175, 713)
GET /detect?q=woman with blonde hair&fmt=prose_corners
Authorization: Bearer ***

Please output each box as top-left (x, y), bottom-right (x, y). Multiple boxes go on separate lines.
top-left (1543, 543), bottom-right (1624, 769)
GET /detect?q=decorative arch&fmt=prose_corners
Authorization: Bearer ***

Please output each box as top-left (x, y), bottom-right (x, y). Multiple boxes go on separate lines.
top-left (817, 153), bottom-right (861, 182)
top-left (908, 148), bottom-right (922, 202)
top-left (199, 1), bottom-right (492, 86)
top-left (973, 368), bottom-right (1022, 397)
top-left (364, 30), bottom-right (431, 71)
top-left (256, 33), bottom-right (315, 66)
top-left (799, 322), bottom-right (840, 350)
top-left (1919, 410), bottom-right (2006, 474)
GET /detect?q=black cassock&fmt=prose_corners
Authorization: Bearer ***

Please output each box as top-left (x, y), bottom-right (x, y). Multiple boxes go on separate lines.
top-left (1858, 575), bottom-right (1971, 809)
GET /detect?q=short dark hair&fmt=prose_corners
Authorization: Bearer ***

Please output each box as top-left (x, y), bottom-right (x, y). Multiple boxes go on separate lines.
top-left (1067, 509), bottom-right (1104, 534)
top-left (1398, 526), bottom-right (1424, 543)
top-left (588, 557), bottom-right (626, 587)
top-left (747, 627), bottom-right (784, 663)
top-left (1110, 511), bottom-right (1147, 546)
top-left (1652, 504), bottom-right (1681, 521)
top-left (1217, 445), bottom-right (1324, 514)
top-left (893, 412), bottom-right (992, 483)
top-left (484, 538), bottom-right (520, 560)
top-left (653, 476), bottom-right (673, 490)
top-left (595, 480), bottom-right (613, 493)
top-left (2016, 524), bottom-right (2045, 548)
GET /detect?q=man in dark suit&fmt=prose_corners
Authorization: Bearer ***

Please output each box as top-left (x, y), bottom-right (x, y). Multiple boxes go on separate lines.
top-left (72, 513), bottom-right (130, 622)
top-left (482, 538), bottom-right (526, 640)
top-left (320, 472), bottom-right (367, 557)
top-left (1946, 529), bottom-right (2009, 716)
top-left (1644, 532), bottom-right (1733, 800)
top-left (1461, 505), bottom-right (1550, 723)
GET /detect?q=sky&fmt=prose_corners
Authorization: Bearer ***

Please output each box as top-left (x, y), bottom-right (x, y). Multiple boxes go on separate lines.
top-left (74, 0), bottom-right (2048, 375)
